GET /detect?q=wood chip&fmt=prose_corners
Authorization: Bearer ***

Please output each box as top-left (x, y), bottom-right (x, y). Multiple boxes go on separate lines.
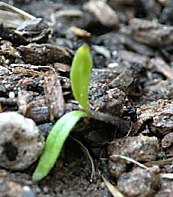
top-left (44, 74), bottom-right (65, 121)
top-left (17, 43), bottom-right (73, 65)
top-left (83, 0), bottom-right (119, 28)
top-left (0, 2), bottom-right (35, 28)
top-left (67, 26), bottom-right (91, 37)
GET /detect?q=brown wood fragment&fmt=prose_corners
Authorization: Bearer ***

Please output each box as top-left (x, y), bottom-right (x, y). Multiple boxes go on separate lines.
top-left (148, 57), bottom-right (173, 79)
top-left (83, 0), bottom-right (119, 28)
top-left (53, 63), bottom-right (70, 73)
top-left (118, 50), bottom-right (149, 67)
top-left (44, 74), bottom-right (65, 121)
top-left (0, 97), bottom-right (17, 106)
top-left (129, 18), bottom-right (173, 46)
top-left (0, 2), bottom-right (35, 28)
top-left (10, 63), bottom-right (57, 77)
top-left (26, 98), bottom-right (50, 124)
top-left (12, 66), bottom-right (43, 76)
top-left (145, 157), bottom-right (173, 168)
top-left (17, 89), bottom-right (34, 116)
top-left (67, 26), bottom-right (91, 37)
top-left (0, 41), bottom-right (19, 57)
top-left (109, 69), bottom-right (135, 92)
top-left (17, 43), bottom-right (73, 65)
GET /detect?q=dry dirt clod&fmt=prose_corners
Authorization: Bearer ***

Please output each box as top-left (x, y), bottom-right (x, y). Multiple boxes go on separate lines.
top-left (89, 68), bottom-right (136, 117)
top-left (108, 135), bottom-right (159, 178)
top-left (117, 166), bottom-right (161, 197)
top-left (155, 178), bottom-right (173, 197)
top-left (135, 99), bottom-right (173, 135)
top-left (0, 112), bottom-right (44, 170)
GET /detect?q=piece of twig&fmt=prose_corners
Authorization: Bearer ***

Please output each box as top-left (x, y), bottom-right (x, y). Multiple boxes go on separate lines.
top-left (110, 154), bottom-right (148, 169)
top-left (0, 2), bottom-right (35, 20)
top-left (102, 175), bottom-right (124, 197)
top-left (70, 136), bottom-right (96, 182)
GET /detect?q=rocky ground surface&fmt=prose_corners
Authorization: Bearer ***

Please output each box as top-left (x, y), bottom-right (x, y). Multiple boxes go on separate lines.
top-left (1, 0), bottom-right (173, 196)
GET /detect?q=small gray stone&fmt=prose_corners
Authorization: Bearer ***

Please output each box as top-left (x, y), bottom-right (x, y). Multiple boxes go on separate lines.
top-left (0, 112), bottom-right (44, 170)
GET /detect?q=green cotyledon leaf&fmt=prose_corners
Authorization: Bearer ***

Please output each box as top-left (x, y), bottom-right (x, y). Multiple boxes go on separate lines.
top-left (70, 44), bottom-right (92, 111)
top-left (32, 110), bottom-right (87, 181)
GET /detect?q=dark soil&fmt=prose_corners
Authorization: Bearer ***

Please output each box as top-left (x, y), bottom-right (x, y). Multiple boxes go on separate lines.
top-left (1, 0), bottom-right (173, 196)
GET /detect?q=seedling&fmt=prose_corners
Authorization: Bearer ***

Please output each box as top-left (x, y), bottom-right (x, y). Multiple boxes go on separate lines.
top-left (32, 44), bottom-right (92, 181)
top-left (70, 44), bottom-right (92, 111)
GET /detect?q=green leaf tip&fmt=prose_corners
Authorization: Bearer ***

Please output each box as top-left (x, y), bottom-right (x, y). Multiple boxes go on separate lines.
top-left (32, 110), bottom-right (87, 181)
top-left (70, 44), bottom-right (92, 111)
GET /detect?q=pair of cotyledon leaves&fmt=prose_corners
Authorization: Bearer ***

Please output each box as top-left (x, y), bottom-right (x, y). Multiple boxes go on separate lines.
top-left (32, 44), bottom-right (92, 181)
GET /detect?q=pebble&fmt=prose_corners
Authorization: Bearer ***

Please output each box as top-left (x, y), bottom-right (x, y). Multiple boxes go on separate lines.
top-left (0, 112), bottom-right (44, 170)
top-left (135, 100), bottom-right (173, 135)
top-left (155, 178), bottom-right (173, 197)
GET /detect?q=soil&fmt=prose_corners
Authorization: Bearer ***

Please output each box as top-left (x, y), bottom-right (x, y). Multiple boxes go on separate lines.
top-left (1, 0), bottom-right (173, 197)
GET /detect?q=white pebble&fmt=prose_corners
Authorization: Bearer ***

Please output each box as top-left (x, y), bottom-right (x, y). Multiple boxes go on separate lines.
top-left (0, 112), bottom-right (44, 170)
top-left (9, 92), bottom-right (15, 99)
